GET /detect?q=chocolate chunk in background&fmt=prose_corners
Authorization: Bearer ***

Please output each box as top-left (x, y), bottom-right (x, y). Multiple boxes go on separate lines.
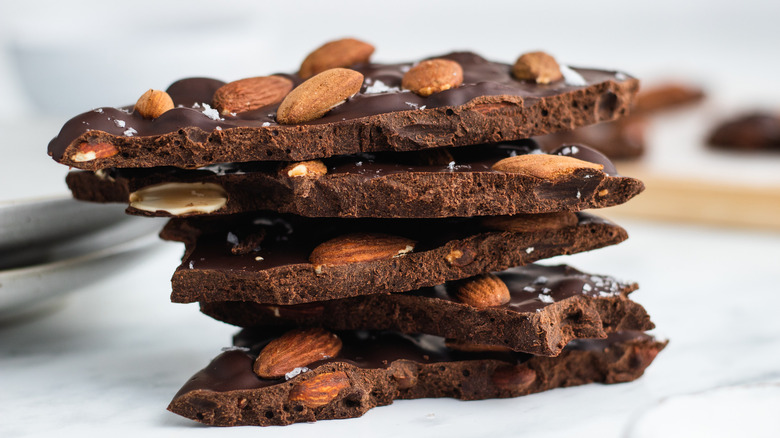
top-left (633, 82), bottom-right (705, 114)
top-left (66, 142), bottom-right (644, 218)
top-left (536, 82), bottom-right (704, 160)
top-left (200, 264), bottom-right (654, 356)
top-left (707, 112), bottom-right (780, 151)
top-left (537, 117), bottom-right (647, 160)
top-left (168, 329), bottom-right (665, 427)
top-left (48, 52), bottom-right (638, 170)
top-left (161, 212), bottom-right (628, 305)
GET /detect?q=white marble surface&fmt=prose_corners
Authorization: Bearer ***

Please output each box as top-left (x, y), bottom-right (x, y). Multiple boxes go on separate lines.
top-left (2, 217), bottom-right (779, 437)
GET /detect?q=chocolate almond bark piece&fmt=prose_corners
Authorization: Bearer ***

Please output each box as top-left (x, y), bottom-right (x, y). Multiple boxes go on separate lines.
top-left (168, 330), bottom-right (665, 426)
top-left (201, 264), bottom-right (654, 356)
top-left (66, 142), bottom-right (644, 218)
top-left (49, 52), bottom-right (638, 170)
top-left (161, 212), bottom-right (627, 305)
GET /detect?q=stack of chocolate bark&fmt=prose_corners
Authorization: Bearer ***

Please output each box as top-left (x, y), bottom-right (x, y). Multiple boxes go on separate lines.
top-left (48, 39), bottom-right (665, 427)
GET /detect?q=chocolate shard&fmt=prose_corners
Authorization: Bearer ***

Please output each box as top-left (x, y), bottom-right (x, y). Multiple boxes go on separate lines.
top-left (200, 264), bottom-right (654, 356)
top-left (66, 142), bottom-right (644, 218)
top-left (49, 52), bottom-right (638, 170)
top-left (167, 330), bottom-right (666, 426)
top-left (161, 212), bottom-right (628, 305)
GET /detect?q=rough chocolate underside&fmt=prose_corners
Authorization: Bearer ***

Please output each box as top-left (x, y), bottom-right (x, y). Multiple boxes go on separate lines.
top-left (168, 331), bottom-right (665, 426)
top-left (66, 142), bottom-right (644, 218)
top-left (161, 213), bottom-right (627, 304)
top-left (200, 264), bottom-right (654, 356)
top-left (49, 52), bottom-right (638, 170)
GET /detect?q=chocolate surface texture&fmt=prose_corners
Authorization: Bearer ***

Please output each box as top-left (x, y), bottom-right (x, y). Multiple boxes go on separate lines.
top-left (708, 112), bottom-right (780, 151)
top-left (168, 330), bottom-right (665, 426)
top-left (66, 142), bottom-right (644, 218)
top-left (161, 212), bottom-right (627, 304)
top-left (49, 52), bottom-right (638, 170)
top-left (201, 264), bottom-right (654, 356)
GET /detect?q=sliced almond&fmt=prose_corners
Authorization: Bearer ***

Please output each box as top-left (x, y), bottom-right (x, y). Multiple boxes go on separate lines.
top-left (455, 273), bottom-right (511, 308)
top-left (128, 182), bottom-right (227, 216)
top-left (402, 59), bottom-right (463, 97)
top-left (309, 232), bottom-right (415, 267)
top-left (288, 371), bottom-right (350, 408)
top-left (212, 76), bottom-right (293, 115)
top-left (491, 154), bottom-right (603, 179)
top-left (512, 51), bottom-right (563, 84)
top-left (299, 38), bottom-right (375, 79)
top-left (481, 212), bottom-right (578, 233)
top-left (135, 89), bottom-right (174, 119)
top-left (253, 328), bottom-right (342, 379)
top-left (72, 142), bottom-right (119, 162)
top-left (281, 160), bottom-right (327, 177)
top-left (276, 68), bottom-right (364, 124)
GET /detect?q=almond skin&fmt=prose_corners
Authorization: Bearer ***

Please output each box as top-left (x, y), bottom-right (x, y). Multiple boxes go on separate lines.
top-left (402, 59), bottom-right (463, 97)
top-left (491, 154), bottom-right (603, 178)
top-left (299, 38), bottom-right (375, 79)
top-left (445, 340), bottom-right (513, 353)
top-left (276, 68), bottom-right (364, 124)
top-left (281, 160), bottom-right (327, 177)
top-left (481, 212), bottom-right (579, 233)
top-left (212, 76), bottom-right (293, 115)
top-left (492, 365), bottom-right (537, 391)
top-left (455, 273), bottom-right (511, 308)
top-left (288, 371), bottom-right (350, 408)
top-left (134, 89), bottom-right (174, 118)
top-left (309, 232), bottom-right (416, 267)
top-left (512, 51), bottom-right (563, 84)
top-left (253, 328), bottom-right (342, 379)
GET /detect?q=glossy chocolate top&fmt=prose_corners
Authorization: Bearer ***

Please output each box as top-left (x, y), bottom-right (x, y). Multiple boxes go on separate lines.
top-left (174, 330), bottom-right (650, 397)
top-left (49, 52), bottom-right (632, 160)
top-left (418, 264), bottom-right (632, 314)
top-left (175, 212), bottom-right (606, 273)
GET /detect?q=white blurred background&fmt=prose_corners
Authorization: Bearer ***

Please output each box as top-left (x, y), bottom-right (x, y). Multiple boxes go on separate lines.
top-left (1, 0), bottom-right (779, 118)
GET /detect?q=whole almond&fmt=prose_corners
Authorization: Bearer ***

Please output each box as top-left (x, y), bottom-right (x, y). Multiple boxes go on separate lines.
top-left (512, 51), bottom-right (563, 84)
top-left (253, 328), bottom-right (342, 379)
top-left (402, 59), bottom-right (463, 97)
top-left (276, 68), bottom-right (364, 124)
top-left (299, 38), bottom-right (375, 79)
top-left (288, 371), bottom-right (350, 408)
top-left (492, 365), bottom-right (537, 392)
top-left (491, 154), bottom-right (603, 179)
top-left (72, 142), bottom-right (119, 162)
top-left (135, 89), bottom-right (174, 119)
top-left (481, 212), bottom-right (578, 233)
top-left (455, 273), bottom-right (511, 308)
top-left (281, 160), bottom-right (327, 177)
top-left (416, 147), bottom-right (455, 166)
top-left (309, 232), bottom-right (416, 267)
top-left (212, 76), bottom-right (293, 115)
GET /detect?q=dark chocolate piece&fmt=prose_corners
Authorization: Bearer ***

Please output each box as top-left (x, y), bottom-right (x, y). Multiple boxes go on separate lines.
top-left (66, 142), bottom-right (643, 218)
top-left (161, 212), bottom-right (628, 305)
top-left (49, 52), bottom-right (638, 170)
top-left (200, 264), bottom-right (654, 356)
top-left (168, 330), bottom-right (665, 426)
top-left (633, 82), bottom-right (705, 114)
top-left (707, 112), bottom-right (780, 151)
